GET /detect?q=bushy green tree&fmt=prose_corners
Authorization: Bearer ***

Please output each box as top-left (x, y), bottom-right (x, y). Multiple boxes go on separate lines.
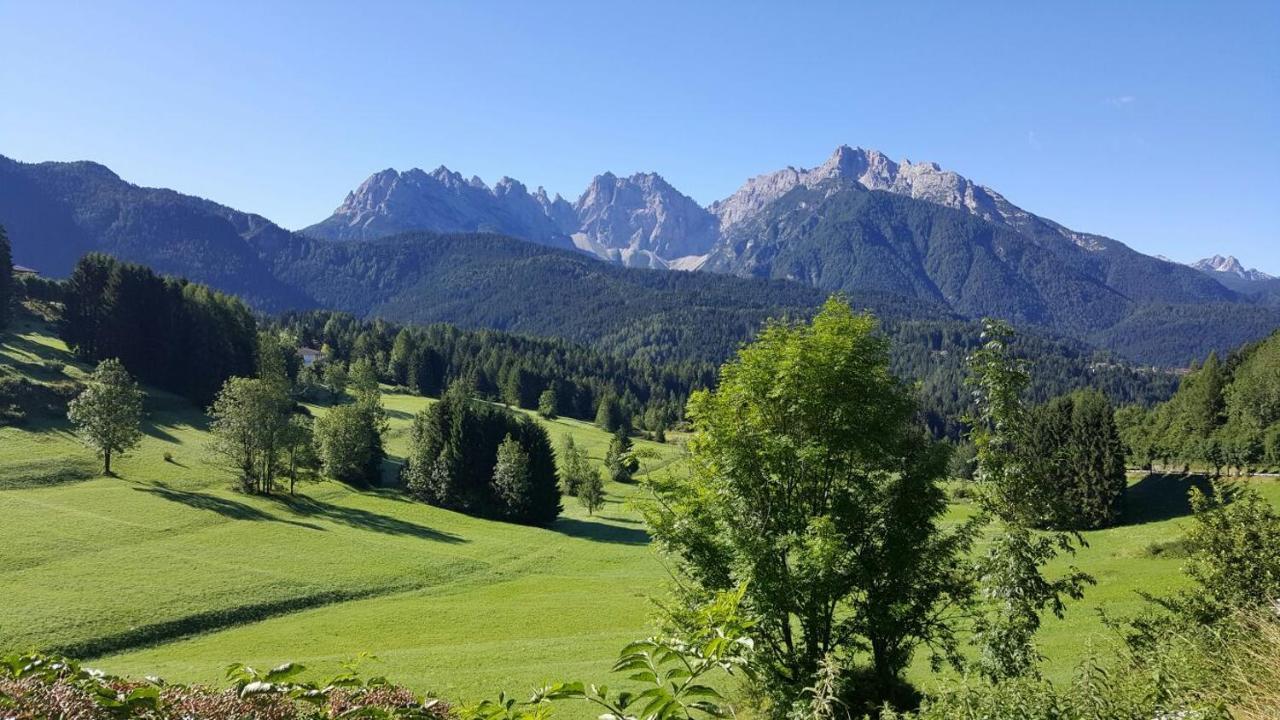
top-left (207, 376), bottom-right (292, 493)
top-left (492, 434), bottom-right (531, 521)
top-left (647, 297), bottom-right (974, 708)
top-left (965, 320), bottom-right (1093, 681)
top-left (558, 435), bottom-right (593, 496)
top-left (604, 428), bottom-right (638, 483)
top-left (323, 362), bottom-right (348, 400)
top-left (67, 358), bottom-right (144, 475)
top-left (314, 401), bottom-right (384, 486)
top-left (594, 393), bottom-right (625, 432)
top-left (578, 467), bottom-right (605, 516)
top-left (1023, 390), bottom-right (1127, 529)
top-left (537, 387), bottom-right (558, 419)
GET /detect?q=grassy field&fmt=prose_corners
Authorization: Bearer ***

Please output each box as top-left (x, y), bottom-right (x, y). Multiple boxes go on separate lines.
top-left (4, 314), bottom-right (1280, 708)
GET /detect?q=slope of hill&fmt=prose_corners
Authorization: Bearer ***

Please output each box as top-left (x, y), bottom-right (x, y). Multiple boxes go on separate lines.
top-left (0, 316), bottom-right (681, 707)
top-left (0, 155), bottom-right (310, 310)
top-left (5, 317), bottom-right (1278, 702)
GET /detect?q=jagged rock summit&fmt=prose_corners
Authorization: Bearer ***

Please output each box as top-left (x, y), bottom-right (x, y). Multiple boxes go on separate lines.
top-left (1192, 254), bottom-right (1274, 281)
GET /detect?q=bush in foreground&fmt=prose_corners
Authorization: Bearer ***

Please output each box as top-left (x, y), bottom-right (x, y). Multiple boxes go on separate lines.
top-left (0, 654), bottom-right (449, 720)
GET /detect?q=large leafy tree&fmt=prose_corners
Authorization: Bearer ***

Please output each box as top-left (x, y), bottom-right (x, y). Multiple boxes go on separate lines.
top-left (207, 376), bottom-right (292, 493)
top-left (646, 297), bottom-right (974, 709)
top-left (965, 320), bottom-right (1093, 681)
top-left (67, 358), bottom-right (144, 475)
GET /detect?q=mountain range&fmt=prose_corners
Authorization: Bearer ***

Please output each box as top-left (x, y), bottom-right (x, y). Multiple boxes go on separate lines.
top-left (2, 147), bottom-right (1277, 368)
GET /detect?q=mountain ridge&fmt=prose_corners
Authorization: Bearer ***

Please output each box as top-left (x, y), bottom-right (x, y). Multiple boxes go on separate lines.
top-left (3, 150), bottom-right (1275, 369)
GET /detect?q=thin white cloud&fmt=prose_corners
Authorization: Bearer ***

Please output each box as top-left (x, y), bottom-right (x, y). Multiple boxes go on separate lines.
top-left (1107, 95), bottom-right (1137, 107)
top-left (1027, 130), bottom-right (1042, 151)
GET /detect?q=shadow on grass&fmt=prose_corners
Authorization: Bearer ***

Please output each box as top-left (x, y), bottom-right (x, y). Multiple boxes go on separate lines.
top-left (554, 517), bottom-right (650, 545)
top-left (1122, 473), bottom-right (1236, 526)
top-left (270, 493), bottom-right (465, 543)
top-left (135, 484), bottom-right (326, 531)
top-left (0, 332), bottom-right (68, 364)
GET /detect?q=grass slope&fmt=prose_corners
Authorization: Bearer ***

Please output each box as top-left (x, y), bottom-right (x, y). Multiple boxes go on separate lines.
top-left (1, 318), bottom-right (680, 706)
top-left (4, 315), bottom-right (1280, 706)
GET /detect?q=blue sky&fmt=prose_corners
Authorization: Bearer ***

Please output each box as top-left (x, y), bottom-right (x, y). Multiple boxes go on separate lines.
top-left (2, 1), bottom-right (1277, 269)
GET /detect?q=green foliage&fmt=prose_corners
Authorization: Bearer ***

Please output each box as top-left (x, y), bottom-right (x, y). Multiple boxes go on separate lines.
top-left (322, 361), bottom-right (348, 399)
top-left (492, 434), bottom-right (533, 521)
top-left (578, 469), bottom-right (605, 516)
top-left (67, 358), bottom-right (143, 474)
top-left (558, 435), bottom-right (595, 497)
top-left (275, 309), bottom-right (698, 429)
top-left (314, 398), bottom-right (385, 487)
top-left (1164, 486), bottom-right (1280, 624)
top-left (0, 651), bottom-right (449, 719)
top-left (648, 297), bottom-right (973, 709)
top-left (1023, 390), bottom-right (1127, 529)
top-left (537, 387), bottom-right (558, 419)
top-left (206, 376), bottom-right (294, 494)
top-left (1124, 330), bottom-right (1280, 474)
top-left (595, 393), bottom-right (628, 433)
top-left (965, 319), bottom-right (1093, 681)
top-left (404, 385), bottom-right (561, 525)
top-left (59, 254), bottom-right (258, 405)
top-left (605, 429), bottom-right (639, 484)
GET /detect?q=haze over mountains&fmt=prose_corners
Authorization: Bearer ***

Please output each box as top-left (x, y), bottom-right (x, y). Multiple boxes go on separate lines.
top-left (3, 146), bottom-right (1278, 368)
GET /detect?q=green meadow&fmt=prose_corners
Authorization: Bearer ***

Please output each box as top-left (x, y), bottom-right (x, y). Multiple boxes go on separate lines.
top-left (4, 314), bottom-right (1279, 708)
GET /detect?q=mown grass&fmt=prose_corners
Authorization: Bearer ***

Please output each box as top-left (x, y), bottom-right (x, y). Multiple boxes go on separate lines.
top-left (4, 320), bottom-right (1280, 708)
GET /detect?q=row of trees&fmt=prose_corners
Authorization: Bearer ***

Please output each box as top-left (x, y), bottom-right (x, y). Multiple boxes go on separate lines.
top-left (208, 341), bottom-right (387, 493)
top-left (1117, 331), bottom-right (1280, 475)
top-left (403, 383), bottom-right (561, 525)
top-left (271, 310), bottom-right (704, 434)
top-left (59, 254), bottom-right (257, 405)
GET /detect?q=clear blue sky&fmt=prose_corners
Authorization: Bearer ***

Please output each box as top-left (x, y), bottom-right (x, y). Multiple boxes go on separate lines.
top-left (2, 1), bottom-right (1276, 269)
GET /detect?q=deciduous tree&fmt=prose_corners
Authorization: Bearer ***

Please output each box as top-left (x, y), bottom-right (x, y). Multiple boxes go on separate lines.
top-left (67, 358), bottom-right (144, 475)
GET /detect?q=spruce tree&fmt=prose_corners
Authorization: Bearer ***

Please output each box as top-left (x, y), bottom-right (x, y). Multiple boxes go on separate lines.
top-left (0, 225), bottom-right (12, 331)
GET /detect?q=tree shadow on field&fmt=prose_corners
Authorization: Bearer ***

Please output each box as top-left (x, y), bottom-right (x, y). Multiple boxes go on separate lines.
top-left (1121, 473), bottom-right (1235, 526)
top-left (135, 484), bottom-right (326, 531)
top-left (383, 407), bottom-right (414, 421)
top-left (270, 493), bottom-right (464, 543)
top-left (554, 517), bottom-right (650, 545)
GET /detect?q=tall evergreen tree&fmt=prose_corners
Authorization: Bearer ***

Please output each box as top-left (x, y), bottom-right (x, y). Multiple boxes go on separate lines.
top-left (0, 225), bottom-right (12, 331)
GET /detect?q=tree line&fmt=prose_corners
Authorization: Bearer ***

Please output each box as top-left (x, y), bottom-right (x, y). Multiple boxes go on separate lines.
top-left (1117, 329), bottom-right (1280, 475)
top-left (58, 254), bottom-right (257, 405)
top-left (272, 309), bottom-right (711, 434)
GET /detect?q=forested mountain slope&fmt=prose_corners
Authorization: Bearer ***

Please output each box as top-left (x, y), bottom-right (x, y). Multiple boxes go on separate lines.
top-left (0, 155), bottom-right (309, 310)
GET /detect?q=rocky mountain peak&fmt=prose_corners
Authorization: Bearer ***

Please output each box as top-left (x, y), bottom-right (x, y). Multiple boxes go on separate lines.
top-left (1192, 255), bottom-right (1274, 281)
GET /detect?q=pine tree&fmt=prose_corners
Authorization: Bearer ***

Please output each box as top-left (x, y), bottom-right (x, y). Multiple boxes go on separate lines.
top-left (0, 224), bottom-right (12, 331)
top-left (579, 468), bottom-right (605, 515)
top-left (493, 434), bottom-right (531, 519)
top-left (605, 428), bottom-right (638, 484)
top-left (67, 359), bottom-right (144, 475)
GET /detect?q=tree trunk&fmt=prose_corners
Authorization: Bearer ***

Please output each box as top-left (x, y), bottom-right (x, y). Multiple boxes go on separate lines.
top-left (103, 449), bottom-right (112, 476)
